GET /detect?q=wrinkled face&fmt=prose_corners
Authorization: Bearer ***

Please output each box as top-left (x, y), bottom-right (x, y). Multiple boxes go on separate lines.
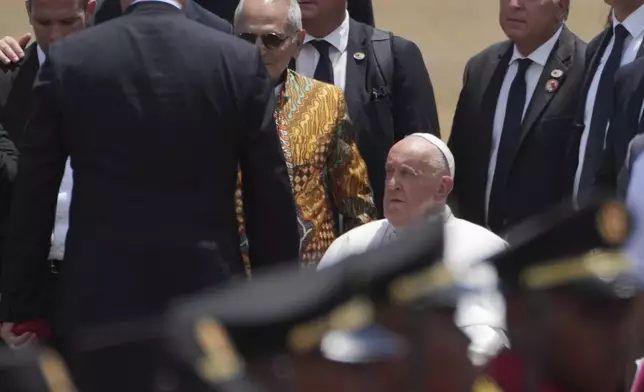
top-left (27, 0), bottom-right (92, 53)
top-left (543, 293), bottom-right (636, 392)
top-left (298, 0), bottom-right (346, 24)
top-left (499, 0), bottom-right (566, 50)
top-left (235, 0), bottom-right (305, 81)
top-left (384, 138), bottom-right (453, 228)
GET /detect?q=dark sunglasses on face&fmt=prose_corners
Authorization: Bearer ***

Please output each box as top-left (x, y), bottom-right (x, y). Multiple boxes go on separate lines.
top-left (238, 32), bottom-right (290, 49)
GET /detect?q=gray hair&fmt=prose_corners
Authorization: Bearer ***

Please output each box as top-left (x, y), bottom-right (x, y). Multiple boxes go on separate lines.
top-left (234, 0), bottom-right (303, 34)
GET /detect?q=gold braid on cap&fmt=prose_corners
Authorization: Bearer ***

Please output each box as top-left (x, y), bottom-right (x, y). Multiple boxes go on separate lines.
top-left (195, 317), bottom-right (244, 383)
top-left (520, 250), bottom-right (631, 290)
top-left (287, 296), bottom-right (375, 353)
top-left (388, 263), bottom-right (456, 305)
top-left (38, 349), bottom-right (78, 392)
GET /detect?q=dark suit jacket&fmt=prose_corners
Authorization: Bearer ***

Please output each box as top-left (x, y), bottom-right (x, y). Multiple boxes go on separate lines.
top-left (0, 128), bottom-right (17, 262)
top-left (343, 19), bottom-right (439, 216)
top-left (595, 56), bottom-right (644, 192)
top-left (0, 45), bottom-right (39, 146)
top-left (618, 133), bottom-right (644, 195)
top-left (0, 2), bottom-right (300, 331)
top-left (0, 44), bottom-right (39, 264)
top-left (448, 27), bottom-right (587, 232)
top-left (572, 26), bottom-right (644, 195)
top-left (91, 0), bottom-right (233, 33)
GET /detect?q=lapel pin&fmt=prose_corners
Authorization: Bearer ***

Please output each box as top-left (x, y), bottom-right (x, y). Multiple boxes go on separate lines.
top-left (551, 69), bottom-right (564, 79)
top-left (545, 79), bottom-right (560, 93)
top-left (353, 52), bottom-right (366, 61)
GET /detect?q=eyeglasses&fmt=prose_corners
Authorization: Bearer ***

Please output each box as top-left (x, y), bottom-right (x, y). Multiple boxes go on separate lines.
top-left (237, 32), bottom-right (290, 50)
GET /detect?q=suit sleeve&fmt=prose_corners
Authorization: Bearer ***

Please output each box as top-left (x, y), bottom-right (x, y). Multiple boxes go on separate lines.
top-left (391, 36), bottom-right (440, 139)
top-left (237, 50), bottom-right (300, 270)
top-left (0, 126), bottom-right (17, 184)
top-left (327, 94), bottom-right (377, 231)
top-left (447, 61), bottom-right (471, 215)
top-left (0, 57), bottom-right (67, 322)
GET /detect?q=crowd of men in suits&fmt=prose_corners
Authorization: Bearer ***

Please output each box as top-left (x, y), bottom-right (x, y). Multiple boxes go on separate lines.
top-left (0, 0), bottom-right (644, 390)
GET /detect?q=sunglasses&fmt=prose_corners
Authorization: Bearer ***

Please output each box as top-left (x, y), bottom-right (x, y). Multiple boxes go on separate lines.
top-left (238, 32), bottom-right (290, 49)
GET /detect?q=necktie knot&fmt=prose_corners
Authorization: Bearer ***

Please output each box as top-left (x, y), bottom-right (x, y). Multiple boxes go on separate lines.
top-left (614, 24), bottom-right (630, 43)
top-left (516, 58), bottom-right (533, 76)
top-left (311, 40), bottom-right (332, 58)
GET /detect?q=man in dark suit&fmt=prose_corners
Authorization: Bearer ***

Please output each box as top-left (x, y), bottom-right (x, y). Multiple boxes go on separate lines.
top-left (571, 0), bottom-right (644, 198)
top-left (595, 56), bottom-right (644, 193)
top-left (448, 0), bottom-right (585, 235)
top-left (0, 0), bottom-right (299, 346)
top-left (0, 0), bottom-right (96, 327)
top-left (91, 0), bottom-right (232, 32)
top-left (296, 0), bottom-right (439, 216)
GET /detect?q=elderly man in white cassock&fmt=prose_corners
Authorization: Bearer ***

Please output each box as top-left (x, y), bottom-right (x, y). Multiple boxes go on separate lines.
top-left (318, 133), bottom-right (508, 365)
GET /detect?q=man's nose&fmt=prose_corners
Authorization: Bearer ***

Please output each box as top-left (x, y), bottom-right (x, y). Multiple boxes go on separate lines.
top-left (386, 176), bottom-right (400, 190)
top-left (48, 25), bottom-right (65, 42)
top-left (508, 0), bottom-right (522, 9)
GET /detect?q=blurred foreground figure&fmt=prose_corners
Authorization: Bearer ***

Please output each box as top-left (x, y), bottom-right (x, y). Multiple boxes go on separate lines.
top-left (479, 198), bottom-right (644, 392)
top-left (0, 0), bottom-right (299, 347)
top-left (319, 133), bottom-right (508, 365)
top-left (170, 217), bottom-right (480, 392)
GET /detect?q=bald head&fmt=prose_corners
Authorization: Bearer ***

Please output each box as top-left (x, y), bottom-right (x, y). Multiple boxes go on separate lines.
top-left (384, 136), bottom-right (455, 228)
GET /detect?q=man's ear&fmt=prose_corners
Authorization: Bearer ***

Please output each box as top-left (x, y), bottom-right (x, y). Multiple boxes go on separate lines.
top-left (292, 29), bottom-right (307, 58)
top-left (25, 0), bottom-right (31, 17)
top-left (87, 0), bottom-right (97, 17)
top-left (435, 176), bottom-right (454, 202)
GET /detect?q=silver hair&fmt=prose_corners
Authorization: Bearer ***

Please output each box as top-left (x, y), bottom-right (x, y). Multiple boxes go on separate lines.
top-left (234, 0), bottom-right (303, 34)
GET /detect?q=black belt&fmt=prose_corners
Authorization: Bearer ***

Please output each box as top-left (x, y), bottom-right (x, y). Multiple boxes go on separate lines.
top-left (49, 259), bottom-right (63, 275)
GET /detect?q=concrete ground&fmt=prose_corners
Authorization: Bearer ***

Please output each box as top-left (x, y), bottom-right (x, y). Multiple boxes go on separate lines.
top-left (1, 0), bottom-right (611, 137)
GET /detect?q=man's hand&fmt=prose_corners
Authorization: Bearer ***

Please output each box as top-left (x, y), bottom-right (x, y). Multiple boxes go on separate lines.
top-left (0, 33), bottom-right (32, 65)
top-left (0, 322), bottom-right (38, 349)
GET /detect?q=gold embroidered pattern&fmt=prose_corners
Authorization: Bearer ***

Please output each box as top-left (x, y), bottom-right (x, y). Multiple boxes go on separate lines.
top-left (237, 70), bottom-right (376, 270)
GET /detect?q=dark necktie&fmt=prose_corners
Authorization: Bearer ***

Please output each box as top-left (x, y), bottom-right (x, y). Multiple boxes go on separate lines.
top-left (488, 58), bottom-right (533, 231)
top-left (579, 24), bottom-right (630, 190)
top-left (311, 40), bottom-right (334, 85)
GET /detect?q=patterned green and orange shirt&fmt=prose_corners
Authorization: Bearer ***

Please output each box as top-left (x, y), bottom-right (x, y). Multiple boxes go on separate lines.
top-left (236, 70), bottom-right (376, 272)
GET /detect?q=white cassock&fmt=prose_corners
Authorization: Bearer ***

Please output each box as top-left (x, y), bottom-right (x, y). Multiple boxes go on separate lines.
top-left (318, 206), bottom-right (509, 365)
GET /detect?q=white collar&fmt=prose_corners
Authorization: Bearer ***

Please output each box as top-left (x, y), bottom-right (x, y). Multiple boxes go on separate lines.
top-left (612, 4), bottom-right (644, 38)
top-left (37, 45), bottom-right (46, 67)
top-left (131, 0), bottom-right (182, 9)
top-left (510, 25), bottom-right (563, 67)
top-left (304, 10), bottom-right (350, 53)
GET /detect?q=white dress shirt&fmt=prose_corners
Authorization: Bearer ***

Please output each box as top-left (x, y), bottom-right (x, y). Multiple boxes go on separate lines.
top-left (296, 11), bottom-right (350, 91)
top-left (626, 154), bottom-right (644, 275)
top-left (36, 46), bottom-right (74, 261)
top-left (317, 206), bottom-right (509, 365)
top-left (574, 5), bottom-right (644, 195)
top-left (485, 26), bottom-right (563, 222)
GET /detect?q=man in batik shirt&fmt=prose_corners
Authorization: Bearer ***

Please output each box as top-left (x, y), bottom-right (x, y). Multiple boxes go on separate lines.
top-left (233, 0), bottom-right (376, 269)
